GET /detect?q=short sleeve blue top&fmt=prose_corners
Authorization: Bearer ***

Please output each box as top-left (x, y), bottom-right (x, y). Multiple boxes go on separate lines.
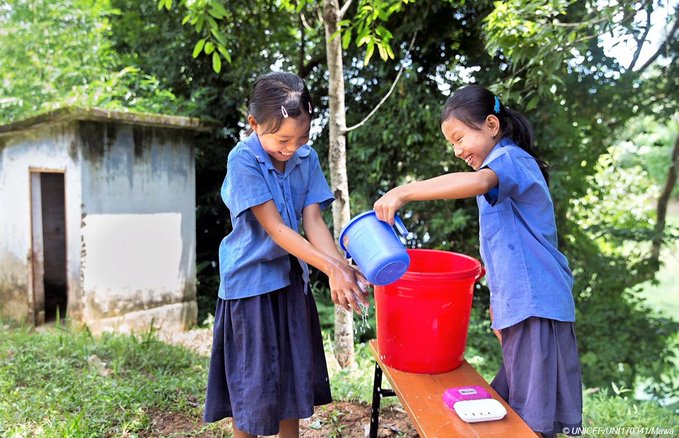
top-left (217, 133), bottom-right (334, 300)
top-left (477, 137), bottom-right (576, 330)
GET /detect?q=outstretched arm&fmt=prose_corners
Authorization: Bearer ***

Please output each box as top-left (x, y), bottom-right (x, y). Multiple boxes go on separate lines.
top-left (251, 200), bottom-right (367, 313)
top-left (373, 168), bottom-right (498, 224)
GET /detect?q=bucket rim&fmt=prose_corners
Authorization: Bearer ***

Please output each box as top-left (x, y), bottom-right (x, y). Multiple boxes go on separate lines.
top-left (401, 248), bottom-right (484, 280)
top-left (338, 210), bottom-right (378, 252)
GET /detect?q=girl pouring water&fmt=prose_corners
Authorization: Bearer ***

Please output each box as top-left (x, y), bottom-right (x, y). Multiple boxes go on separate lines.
top-left (373, 84), bottom-right (582, 438)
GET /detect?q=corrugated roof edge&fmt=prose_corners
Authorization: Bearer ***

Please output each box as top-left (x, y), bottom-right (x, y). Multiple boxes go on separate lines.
top-left (0, 107), bottom-right (221, 136)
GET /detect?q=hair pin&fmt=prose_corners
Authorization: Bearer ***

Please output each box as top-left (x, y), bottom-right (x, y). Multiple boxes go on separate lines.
top-left (281, 106), bottom-right (289, 118)
top-left (308, 102), bottom-right (313, 114)
top-left (493, 96), bottom-right (501, 114)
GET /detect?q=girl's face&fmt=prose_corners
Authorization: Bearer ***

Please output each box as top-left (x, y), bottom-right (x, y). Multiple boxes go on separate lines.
top-left (441, 115), bottom-right (500, 171)
top-left (249, 114), bottom-right (311, 169)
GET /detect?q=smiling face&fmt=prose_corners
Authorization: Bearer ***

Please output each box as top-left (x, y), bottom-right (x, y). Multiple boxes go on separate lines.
top-left (441, 115), bottom-right (500, 170)
top-left (249, 114), bottom-right (311, 170)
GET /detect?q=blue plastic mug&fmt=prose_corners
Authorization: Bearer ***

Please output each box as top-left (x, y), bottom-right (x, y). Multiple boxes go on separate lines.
top-left (339, 211), bottom-right (410, 286)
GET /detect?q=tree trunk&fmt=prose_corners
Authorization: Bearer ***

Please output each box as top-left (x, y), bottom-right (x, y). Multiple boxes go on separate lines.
top-left (651, 131), bottom-right (679, 262)
top-left (323, 0), bottom-right (355, 367)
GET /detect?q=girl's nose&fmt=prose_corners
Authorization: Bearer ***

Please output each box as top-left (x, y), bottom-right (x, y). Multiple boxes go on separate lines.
top-left (453, 146), bottom-right (463, 157)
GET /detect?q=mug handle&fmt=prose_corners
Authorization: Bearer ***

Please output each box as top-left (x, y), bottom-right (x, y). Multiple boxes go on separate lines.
top-left (393, 215), bottom-right (409, 238)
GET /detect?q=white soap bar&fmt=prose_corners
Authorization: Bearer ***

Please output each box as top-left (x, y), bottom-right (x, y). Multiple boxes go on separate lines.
top-left (453, 398), bottom-right (508, 423)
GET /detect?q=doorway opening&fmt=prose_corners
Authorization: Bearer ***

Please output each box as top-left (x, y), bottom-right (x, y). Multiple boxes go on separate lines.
top-left (30, 171), bottom-right (68, 324)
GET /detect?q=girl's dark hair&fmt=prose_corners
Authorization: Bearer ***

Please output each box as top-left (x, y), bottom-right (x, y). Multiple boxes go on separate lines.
top-left (246, 71), bottom-right (313, 135)
top-left (440, 84), bottom-right (549, 184)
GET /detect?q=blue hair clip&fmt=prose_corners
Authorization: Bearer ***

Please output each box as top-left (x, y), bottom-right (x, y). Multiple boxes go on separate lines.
top-left (493, 96), bottom-right (501, 114)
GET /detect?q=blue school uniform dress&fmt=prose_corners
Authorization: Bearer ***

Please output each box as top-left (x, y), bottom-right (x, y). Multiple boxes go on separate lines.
top-left (203, 133), bottom-right (333, 435)
top-left (477, 137), bottom-right (582, 437)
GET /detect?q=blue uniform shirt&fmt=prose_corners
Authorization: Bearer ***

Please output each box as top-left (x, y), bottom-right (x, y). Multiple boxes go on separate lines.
top-left (477, 137), bottom-right (576, 330)
top-left (218, 133), bottom-right (334, 300)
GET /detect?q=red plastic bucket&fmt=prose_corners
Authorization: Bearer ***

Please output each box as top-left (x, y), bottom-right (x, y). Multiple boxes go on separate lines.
top-left (374, 249), bottom-right (485, 374)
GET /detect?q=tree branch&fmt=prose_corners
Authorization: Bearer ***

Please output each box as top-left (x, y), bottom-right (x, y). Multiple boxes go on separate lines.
top-left (339, 0), bottom-right (353, 20)
top-left (552, 7), bottom-right (638, 28)
top-left (345, 32), bottom-right (417, 133)
top-left (650, 129), bottom-right (679, 263)
top-left (298, 14), bottom-right (306, 76)
top-left (636, 10), bottom-right (679, 73)
top-left (628, 4), bottom-right (653, 71)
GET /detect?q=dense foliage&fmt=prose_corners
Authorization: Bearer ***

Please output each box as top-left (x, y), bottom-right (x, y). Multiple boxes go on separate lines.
top-left (0, 0), bottom-right (191, 120)
top-left (1, 0), bottom-right (677, 400)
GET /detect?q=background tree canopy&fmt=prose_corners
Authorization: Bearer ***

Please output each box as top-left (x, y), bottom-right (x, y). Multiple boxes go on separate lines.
top-left (1, 0), bottom-right (677, 400)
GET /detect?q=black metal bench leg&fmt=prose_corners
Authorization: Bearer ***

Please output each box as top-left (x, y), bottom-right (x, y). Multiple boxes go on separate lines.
top-left (370, 362), bottom-right (383, 438)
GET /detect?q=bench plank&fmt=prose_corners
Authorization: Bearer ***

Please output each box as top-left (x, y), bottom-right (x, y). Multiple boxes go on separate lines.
top-left (369, 340), bottom-right (537, 438)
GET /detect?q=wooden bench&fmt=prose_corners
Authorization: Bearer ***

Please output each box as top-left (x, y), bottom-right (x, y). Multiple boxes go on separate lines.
top-left (368, 340), bottom-right (537, 437)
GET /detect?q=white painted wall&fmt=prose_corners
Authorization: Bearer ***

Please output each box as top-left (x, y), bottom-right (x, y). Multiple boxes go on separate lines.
top-left (79, 122), bottom-right (196, 333)
top-left (0, 123), bottom-right (82, 322)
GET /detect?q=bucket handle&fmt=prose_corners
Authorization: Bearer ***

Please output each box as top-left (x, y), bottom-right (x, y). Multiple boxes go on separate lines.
top-left (340, 214), bottom-right (409, 259)
top-left (393, 215), bottom-right (409, 238)
top-left (476, 265), bottom-right (486, 281)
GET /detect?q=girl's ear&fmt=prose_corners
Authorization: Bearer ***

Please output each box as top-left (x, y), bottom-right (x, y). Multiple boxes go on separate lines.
top-left (247, 114), bottom-right (259, 133)
top-left (486, 115), bottom-right (500, 138)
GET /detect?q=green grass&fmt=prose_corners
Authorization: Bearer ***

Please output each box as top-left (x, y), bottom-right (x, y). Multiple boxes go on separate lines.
top-left (2, 320), bottom-right (677, 436)
top-left (0, 322), bottom-right (219, 437)
top-left (583, 388), bottom-right (678, 436)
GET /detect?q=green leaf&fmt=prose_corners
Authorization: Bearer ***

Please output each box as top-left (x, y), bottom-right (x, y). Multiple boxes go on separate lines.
top-left (342, 29), bottom-right (352, 50)
top-left (208, 3), bottom-right (228, 19)
top-left (527, 95), bottom-right (539, 110)
top-left (385, 44), bottom-right (395, 59)
top-left (330, 28), bottom-right (342, 42)
top-left (211, 28), bottom-right (227, 46)
top-left (364, 40), bottom-right (375, 65)
top-left (192, 38), bottom-right (206, 58)
top-left (206, 15), bottom-right (219, 32)
top-left (218, 45), bottom-right (232, 64)
top-left (212, 52), bottom-right (221, 73)
top-left (377, 43), bottom-right (387, 61)
top-left (205, 41), bottom-right (215, 54)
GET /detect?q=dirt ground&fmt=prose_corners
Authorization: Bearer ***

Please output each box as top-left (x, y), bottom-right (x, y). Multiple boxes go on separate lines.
top-left (155, 329), bottom-right (418, 437)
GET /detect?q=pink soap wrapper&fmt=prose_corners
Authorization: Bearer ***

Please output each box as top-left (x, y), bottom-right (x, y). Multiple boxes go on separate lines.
top-left (443, 386), bottom-right (492, 409)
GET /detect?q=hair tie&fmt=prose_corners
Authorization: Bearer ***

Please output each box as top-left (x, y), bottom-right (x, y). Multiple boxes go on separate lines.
top-left (493, 96), bottom-right (501, 114)
top-left (308, 102), bottom-right (313, 114)
top-left (281, 106), bottom-right (289, 118)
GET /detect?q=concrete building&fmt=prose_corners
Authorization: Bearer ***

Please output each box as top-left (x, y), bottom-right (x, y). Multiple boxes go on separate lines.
top-left (0, 107), bottom-right (215, 334)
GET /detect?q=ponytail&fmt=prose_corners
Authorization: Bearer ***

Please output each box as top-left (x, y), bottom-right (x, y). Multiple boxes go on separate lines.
top-left (502, 106), bottom-right (549, 185)
top-left (441, 85), bottom-right (549, 184)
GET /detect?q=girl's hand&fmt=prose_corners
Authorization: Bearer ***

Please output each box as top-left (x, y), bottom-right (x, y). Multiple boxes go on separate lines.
top-left (489, 306), bottom-right (502, 344)
top-left (327, 260), bottom-right (370, 314)
top-left (373, 186), bottom-right (406, 225)
top-left (493, 328), bottom-right (502, 344)
top-left (346, 264), bottom-right (371, 298)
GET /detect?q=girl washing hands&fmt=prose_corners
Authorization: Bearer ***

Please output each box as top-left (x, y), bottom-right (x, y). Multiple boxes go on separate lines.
top-left (204, 71), bottom-right (369, 438)
top-left (373, 85), bottom-right (582, 437)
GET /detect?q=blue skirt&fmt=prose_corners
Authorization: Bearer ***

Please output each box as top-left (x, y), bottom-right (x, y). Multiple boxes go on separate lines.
top-left (491, 317), bottom-right (583, 438)
top-left (203, 258), bottom-right (332, 435)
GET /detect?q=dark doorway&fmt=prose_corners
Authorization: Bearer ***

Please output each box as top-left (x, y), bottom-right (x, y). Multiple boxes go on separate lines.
top-left (30, 172), bottom-right (68, 324)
